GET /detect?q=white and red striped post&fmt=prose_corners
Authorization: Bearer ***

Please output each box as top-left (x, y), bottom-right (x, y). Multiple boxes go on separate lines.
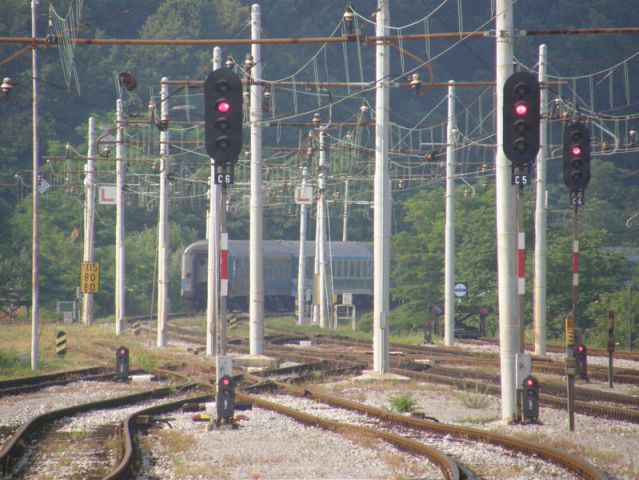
top-left (572, 240), bottom-right (579, 287)
top-left (518, 232), bottom-right (526, 295)
top-left (220, 233), bottom-right (228, 297)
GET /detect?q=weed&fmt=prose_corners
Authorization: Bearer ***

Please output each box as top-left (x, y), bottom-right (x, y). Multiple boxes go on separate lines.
top-left (133, 351), bottom-right (160, 372)
top-left (0, 348), bottom-right (31, 378)
top-left (389, 394), bottom-right (417, 413)
top-left (455, 414), bottom-right (498, 424)
top-left (455, 383), bottom-right (491, 409)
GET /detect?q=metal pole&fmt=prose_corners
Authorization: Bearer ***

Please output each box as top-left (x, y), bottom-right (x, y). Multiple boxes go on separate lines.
top-left (206, 47), bottom-right (223, 356)
top-left (495, 0), bottom-right (518, 420)
top-left (373, 0), bottom-right (391, 373)
top-left (518, 188), bottom-right (525, 354)
top-left (297, 162), bottom-right (308, 325)
top-left (219, 198), bottom-right (228, 355)
top-left (157, 78), bottom-right (170, 347)
top-left (534, 44), bottom-right (548, 355)
top-left (628, 283), bottom-right (634, 351)
top-left (444, 81), bottom-right (456, 347)
top-left (565, 317), bottom-right (576, 431)
top-left (115, 98), bottom-right (126, 336)
top-left (30, 0), bottom-right (40, 370)
top-left (249, 3), bottom-right (264, 355)
top-left (608, 311), bottom-right (615, 388)
top-left (82, 117), bottom-right (96, 325)
top-left (342, 179), bottom-right (349, 242)
top-left (572, 204), bottom-right (579, 333)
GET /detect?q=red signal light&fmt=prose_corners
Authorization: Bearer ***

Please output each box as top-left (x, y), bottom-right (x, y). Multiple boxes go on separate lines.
top-left (577, 344), bottom-right (584, 353)
top-left (216, 100), bottom-right (231, 113)
top-left (571, 145), bottom-right (583, 157)
top-left (222, 377), bottom-right (231, 386)
top-left (514, 102), bottom-right (529, 116)
top-left (526, 378), bottom-right (534, 387)
top-left (118, 348), bottom-right (127, 357)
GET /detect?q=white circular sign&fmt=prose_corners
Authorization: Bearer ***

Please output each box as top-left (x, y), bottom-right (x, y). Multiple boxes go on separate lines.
top-left (454, 282), bottom-right (468, 298)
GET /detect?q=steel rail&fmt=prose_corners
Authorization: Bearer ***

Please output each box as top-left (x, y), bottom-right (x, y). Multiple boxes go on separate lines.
top-left (243, 375), bottom-right (609, 480)
top-left (238, 391), bottom-right (461, 480)
top-left (0, 383), bottom-right (194, 476)
top-left (0, 366), bottom-right (108, 393)
top-left (104, 393), bottom-right (211, 480)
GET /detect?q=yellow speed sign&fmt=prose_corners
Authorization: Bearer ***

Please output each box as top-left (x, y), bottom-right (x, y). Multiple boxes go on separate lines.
top-left (80, 261), bottom-right (100, 293)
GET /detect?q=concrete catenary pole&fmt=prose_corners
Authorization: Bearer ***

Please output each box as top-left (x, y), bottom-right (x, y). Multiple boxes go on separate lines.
top-left (373, 0), bottom-right (391, 373)
top-left (157, 78), bottom-right (170, 347)
top-left (206, 47), bottom-right (223, 356)
top-left (495, 0), bottom-right (519, 420)
top-left (312, 199), bottom-right (320, 324)
top-left (534, 44), bottom-right (548, 356)
top-left (342, 179), bottom-right (349, 241)
top-left (318, 128), bottom-right (332, 328)
top-left (297, 161), bottom-right (309, 325)
top-left (82, 117), bottom-right (96, 325)
top-left (444, 81), bottom-right (457, 346)
top-left (115, 98), bottom-right (126, 336)
top-left (249, 3), bottom-right (264, 355)
top-left (31, 0), bottom-right (40, 370)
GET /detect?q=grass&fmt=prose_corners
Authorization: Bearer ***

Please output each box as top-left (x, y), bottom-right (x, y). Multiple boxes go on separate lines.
top-left (264, 315), bottom-right (429, 346)
top-left (389, 394), bottom-right (417, 413)
top-left (0, 347), bottom-right (32, 378)
top-left (455, 414), bottom-right (498, 424)
top-left (454, 383), bottom-right (492, 409)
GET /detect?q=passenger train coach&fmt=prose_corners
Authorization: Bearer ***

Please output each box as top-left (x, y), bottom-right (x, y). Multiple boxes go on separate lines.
top-left (181, 240), bottom-right (374, 312)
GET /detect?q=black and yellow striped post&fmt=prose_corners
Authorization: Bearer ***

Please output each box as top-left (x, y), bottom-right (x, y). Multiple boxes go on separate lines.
top-left (56, 331), bottom-right (67, 356)
top-left (133, 319), bottom-right (142, 336)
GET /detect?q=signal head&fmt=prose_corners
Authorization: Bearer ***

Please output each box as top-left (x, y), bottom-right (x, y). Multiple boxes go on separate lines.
top-left (502, 72), bottom-right (540, 167)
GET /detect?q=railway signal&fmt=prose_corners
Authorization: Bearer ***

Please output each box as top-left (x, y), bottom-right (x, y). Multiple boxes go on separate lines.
top-left (575, 343), bottom-right (588, 380)
top-left (562, 122), bottom-right (591, 193)
top-left (502, 71), bottom-right (540, 167)
top-left (116, 346), bottom-right (129, 380)
top-left (521, 375), bottom-right (540, 422)
top-left (216, 375), bottom-right (235, 423)
top-left (204, 68), bottom-right (243, 165)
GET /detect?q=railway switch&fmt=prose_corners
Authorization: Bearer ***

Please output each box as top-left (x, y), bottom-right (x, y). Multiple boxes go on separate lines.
top-left (575, 343), bottom-right (588, 380)
top-left (116, 346), bottom-right (129, 380)
top-left (217, 375), bottom-right (235, 423)
top-left (522, 375), bottom-right (540, 422)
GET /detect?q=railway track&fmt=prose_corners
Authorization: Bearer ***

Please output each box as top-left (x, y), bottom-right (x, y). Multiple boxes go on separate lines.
top-left (241, 370), bottom-right (609, 480)
top-left (0, 381), bottom-right (199, 479)
top-left (149, 321), bottom-right (639, 424)
top-left (0, 367), bottom-right (114, 398)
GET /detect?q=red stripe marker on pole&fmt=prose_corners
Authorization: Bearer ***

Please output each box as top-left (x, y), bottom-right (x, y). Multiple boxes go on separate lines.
top-left (572, 240), bottom-right (579, 287)
top-left (220, 233), bottom-right (228, 296)
top-left (518, 232), bottom-right (525, 294)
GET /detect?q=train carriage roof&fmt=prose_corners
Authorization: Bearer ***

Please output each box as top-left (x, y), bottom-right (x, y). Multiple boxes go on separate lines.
top-left (183, 239), bottom-right (373, 259)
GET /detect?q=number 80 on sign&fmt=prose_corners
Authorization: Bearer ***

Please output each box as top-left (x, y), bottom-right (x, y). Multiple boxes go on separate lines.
top-left (80, 261), bottom-right (100, 293)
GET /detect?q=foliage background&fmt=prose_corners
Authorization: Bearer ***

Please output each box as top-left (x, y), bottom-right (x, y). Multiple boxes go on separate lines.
top-left (0, 0), bottom-right (638, 347)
